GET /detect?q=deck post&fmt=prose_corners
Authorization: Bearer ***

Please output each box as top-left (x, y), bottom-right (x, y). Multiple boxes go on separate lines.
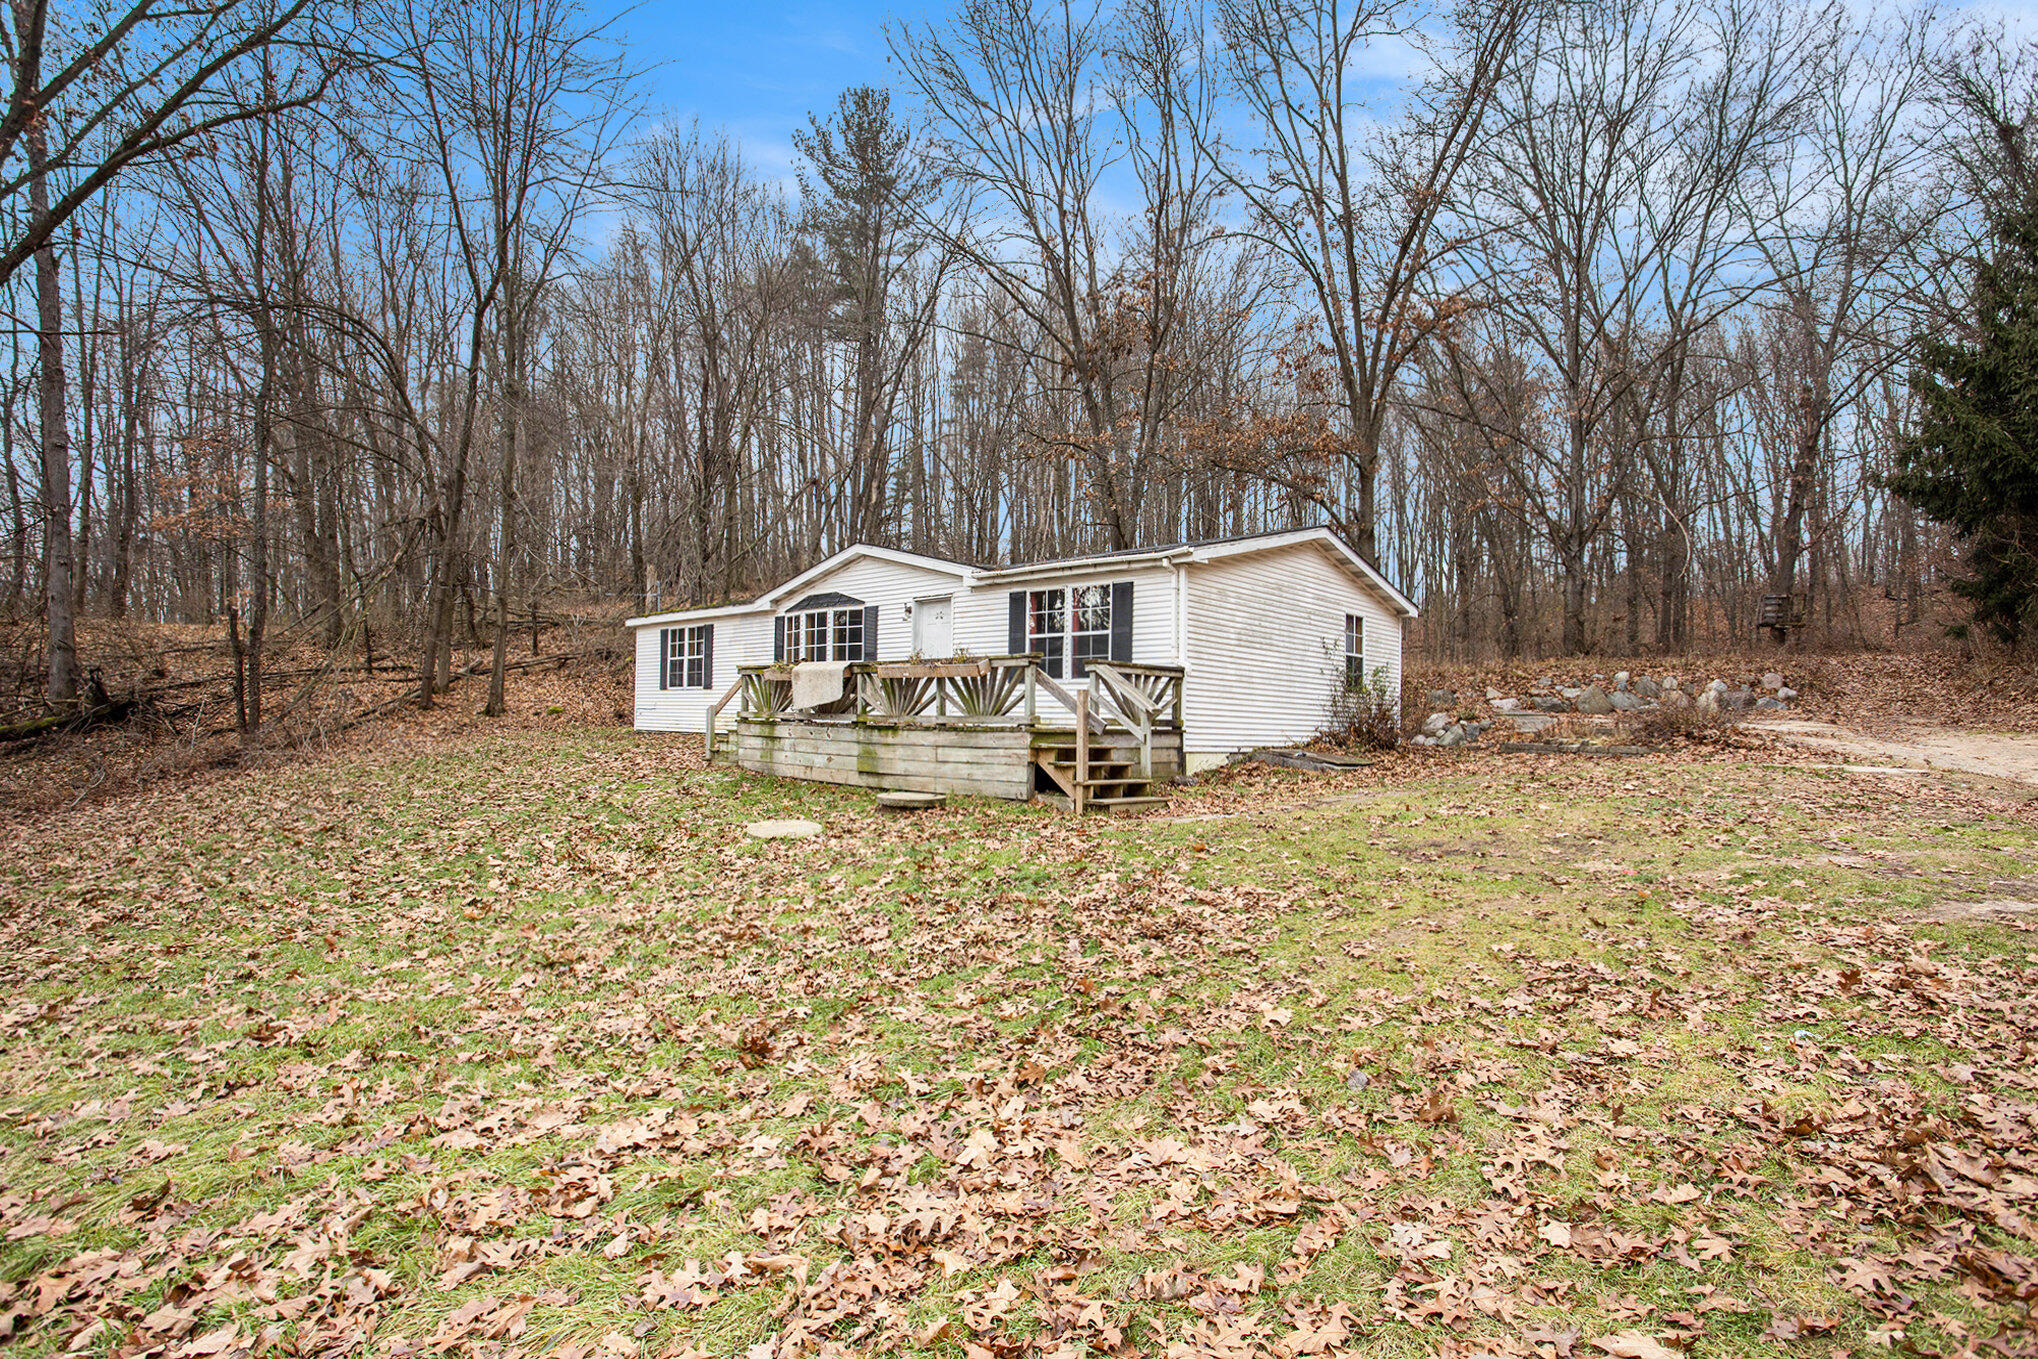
top-left (1024, 665), bottom-right (1036, 725)
top-left (1073, 687), bottom-right (1089, 815)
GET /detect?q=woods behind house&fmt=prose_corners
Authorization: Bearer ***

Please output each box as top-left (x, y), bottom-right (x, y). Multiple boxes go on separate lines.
top-left (2, 0), bottom-right (2034, 724)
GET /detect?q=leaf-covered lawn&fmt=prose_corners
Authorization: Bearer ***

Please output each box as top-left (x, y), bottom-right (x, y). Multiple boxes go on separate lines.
top-left (2, 731), bottom-right (2035, 1358)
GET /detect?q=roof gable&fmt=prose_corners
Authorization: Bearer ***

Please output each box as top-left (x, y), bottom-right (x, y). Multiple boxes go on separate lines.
top-left (758, 544), bottom-right (974, 608)
top-left (978, 526), bottom-right (1416, 618)
top-left (1196, 529), bottom-right (1418, 618)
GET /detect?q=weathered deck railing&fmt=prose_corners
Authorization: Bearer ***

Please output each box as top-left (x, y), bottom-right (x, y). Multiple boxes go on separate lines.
top-left (713, 655), bottom-right (1185, 781)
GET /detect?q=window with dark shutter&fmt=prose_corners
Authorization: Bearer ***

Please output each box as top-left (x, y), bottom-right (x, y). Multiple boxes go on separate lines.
top-left (661, 624), bottom-right (711, 688)
top-left (781, 606), bottom-right (866, 662)
top-left (774, 616), bottom-right (786, 662)
top-left (862, 605), bottom-right (879, 661)
top-left (1010, 580), bottom-right (1134, 676)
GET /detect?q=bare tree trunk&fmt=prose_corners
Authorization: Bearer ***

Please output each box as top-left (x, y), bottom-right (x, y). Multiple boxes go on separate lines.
top-left (1766, 415), bottom-right (1821, 647)
top-left (29, 115), bottom-right (76, 704)
top-left (487, 287), bottom-right (524, 717)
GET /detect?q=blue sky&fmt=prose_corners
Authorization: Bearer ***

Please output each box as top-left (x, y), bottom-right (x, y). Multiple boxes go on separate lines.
top-left (618, 0), bottom-right (912, 179)
top-left (611, 0), bottom-right (2038, 202)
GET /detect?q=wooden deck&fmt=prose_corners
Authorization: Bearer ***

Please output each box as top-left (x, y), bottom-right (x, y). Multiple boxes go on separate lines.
top-left (706, 656), bottom-right (1185, 813)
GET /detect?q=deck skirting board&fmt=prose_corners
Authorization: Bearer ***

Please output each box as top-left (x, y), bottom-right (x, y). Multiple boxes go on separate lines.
top-left (719, 718), bottom-right (1179, 799)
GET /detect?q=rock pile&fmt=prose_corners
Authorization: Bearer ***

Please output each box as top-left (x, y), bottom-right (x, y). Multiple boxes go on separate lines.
top-left (1408, 669), bottom-right (1798, 747)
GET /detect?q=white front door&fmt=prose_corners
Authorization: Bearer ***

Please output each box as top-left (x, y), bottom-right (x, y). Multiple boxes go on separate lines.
top-left (913, 595), bottom-right (953, 658)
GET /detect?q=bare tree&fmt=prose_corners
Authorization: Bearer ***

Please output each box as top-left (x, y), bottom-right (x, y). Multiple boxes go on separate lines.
top-left (1202, 0), bottom-right (1529, 560)
top-left (365, 0), bottom-right (632, 708)
top-left (0, 0), bottom-right (333, 288)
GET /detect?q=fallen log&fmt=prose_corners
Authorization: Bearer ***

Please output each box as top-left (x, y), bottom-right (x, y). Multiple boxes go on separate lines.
top-left (0, 697), bottom-right (139, 743)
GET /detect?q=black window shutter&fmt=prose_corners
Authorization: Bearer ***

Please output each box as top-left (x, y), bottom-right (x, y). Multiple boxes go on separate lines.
top-left (862, 605), bottom-right (878, 661)
top-left (773, 616), bottom-right (785, 662)
top-left (701, 624), bottom-right (714, 688)
top-left (1110, 581), bottom-right (1133, 662)
top-left (1007, 591), bottom-right (1026, 655)
top-left (658, 628), bottom-right (672, 689)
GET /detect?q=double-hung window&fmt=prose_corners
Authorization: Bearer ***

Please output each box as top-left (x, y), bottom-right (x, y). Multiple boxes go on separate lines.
top-left (1023, 582), bottom-right (1124, 679)
top-left (1344, 613), bottom-right (1365, 689)
top-left (660, 623), bottom-right (713, 689)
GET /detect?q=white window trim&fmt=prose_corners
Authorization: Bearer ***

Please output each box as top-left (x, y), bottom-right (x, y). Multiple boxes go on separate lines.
top-left (666, 624), bottom-right (710, 689)
top-left (1027, 584), bottom-right (1115, 679)
top-left (784, 607), bottom-right (864, 663)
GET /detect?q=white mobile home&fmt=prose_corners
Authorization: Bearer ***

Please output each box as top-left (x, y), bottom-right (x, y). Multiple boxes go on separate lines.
top-left (625, 527), bottom-right (1415, 807)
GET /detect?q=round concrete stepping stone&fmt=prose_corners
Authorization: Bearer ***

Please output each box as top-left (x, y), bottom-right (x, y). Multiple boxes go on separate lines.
top-left (876, 791), bottom-right (946, 811)
top-left (745, 818), bottom-right (823, 839)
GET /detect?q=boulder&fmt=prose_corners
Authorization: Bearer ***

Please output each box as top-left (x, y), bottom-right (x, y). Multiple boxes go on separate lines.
top-left (1761, 671), bottom-right (1785, 691)
top-left (1662, 689), bottom-right (1691, 709)
top-left (1609, 690), bottom-right (1644, 711)
top-left (1696, 688), bottom-right (1719, 713)
top-left (1722, 688), bottom-right (1755, 711)
top-left (1633, 675), bottom-right (1662, 699)
top-left (1777, 686), bottom-right (1798, 701)
top-left (1661, 676), bottom-right (1681, 692)
top-left (1576, 685), bottom-right (1615, 715)
top-left (1532, 695), bottom-right (1569, 713)
top-left (1614, 670), bottom-right (1631, 691)
top-left (1440, 724), bottom-right (1468, 747)
top-left (1559, 686), bottom-right (1584, 700)
top-left (1754, 696), bottom-right (1786, 711)
top-left (1427, 689), bottom-right (1457, 709)
top-left (1422, 712), bottom-right (1451, 736)
top-left (1485, 686), bottom-right (1505, 702)
top-left (1492, 697), bottom-right (1522, 713)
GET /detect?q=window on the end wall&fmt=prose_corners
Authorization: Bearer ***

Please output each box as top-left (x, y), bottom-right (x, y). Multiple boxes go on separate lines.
top-left (1027, 588), bottom-right (1067, 678)
top-left (663, 623), bottom-right (712, 689)
top-left (785, 607), bottom-right (865, 662)
top-left (1344, 613), bottom-right (1365, 688)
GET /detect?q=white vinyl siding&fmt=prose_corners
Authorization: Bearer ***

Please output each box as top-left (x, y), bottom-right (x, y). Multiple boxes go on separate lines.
top-left (949, 562), bottom-right (1179, 661)
top-left (1180, 543), bottom-right (1402, 755)
top-left (778, 556), bottom-right (965, 661)
top-left (634, 612), bottom-right (769, 733)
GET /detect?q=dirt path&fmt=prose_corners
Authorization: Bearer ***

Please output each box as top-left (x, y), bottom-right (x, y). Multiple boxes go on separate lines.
top-left (1752, 717), bottom-right (2038, 787)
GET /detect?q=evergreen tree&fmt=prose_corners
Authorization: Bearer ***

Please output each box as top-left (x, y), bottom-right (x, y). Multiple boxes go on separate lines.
top-left (1885, 125), bottom-right (2038, 645)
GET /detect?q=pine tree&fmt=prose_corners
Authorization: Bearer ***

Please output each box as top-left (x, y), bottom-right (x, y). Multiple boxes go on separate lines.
top-left (1885, 159), bottom-right (2038, 646)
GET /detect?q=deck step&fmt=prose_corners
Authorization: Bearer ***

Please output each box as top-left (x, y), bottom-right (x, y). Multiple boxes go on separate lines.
top-left (1027, 737), bottom-right (1141, 749)
top-left (1087, 795), bottom-right (1169, 812)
